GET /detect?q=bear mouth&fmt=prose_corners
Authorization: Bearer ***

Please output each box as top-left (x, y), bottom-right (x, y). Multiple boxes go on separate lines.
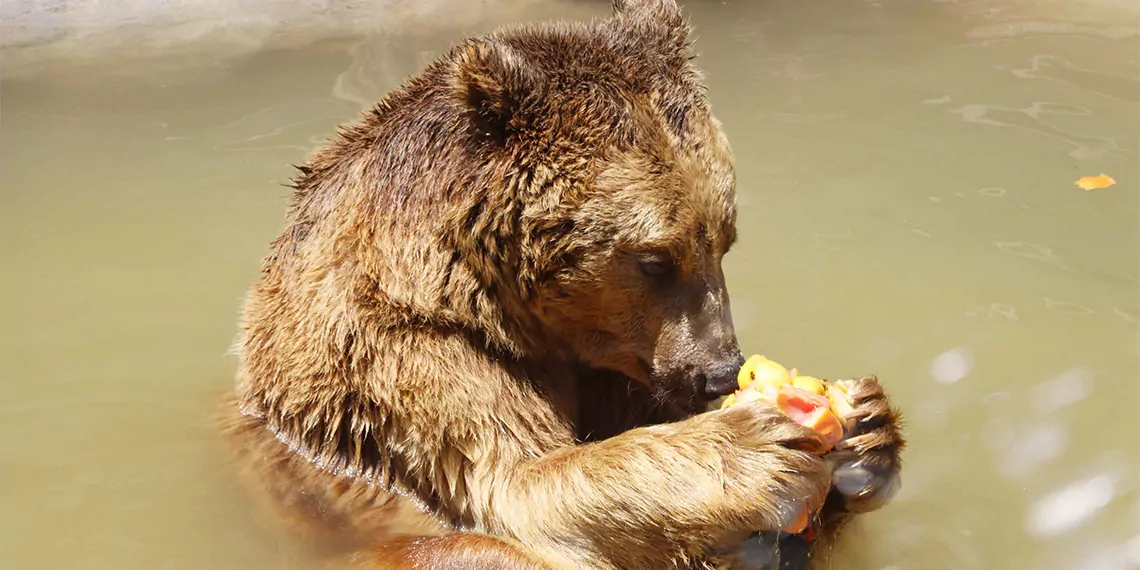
top-left (622, 358), bottom-right (715, 416)
top-left (666, 391), bottom-right (712, 416)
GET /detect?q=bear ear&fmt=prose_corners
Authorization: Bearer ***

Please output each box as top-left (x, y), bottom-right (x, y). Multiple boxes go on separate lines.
top-left (451, 38), bottom-right (543, 144)
top-left (611, 0), bottom-right (681, 22)
top-left (611, 0), bottom-right (689, 54)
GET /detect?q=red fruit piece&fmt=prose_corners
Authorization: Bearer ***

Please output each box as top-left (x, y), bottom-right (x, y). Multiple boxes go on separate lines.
top-left (775, 385), bottom-right (845, 451)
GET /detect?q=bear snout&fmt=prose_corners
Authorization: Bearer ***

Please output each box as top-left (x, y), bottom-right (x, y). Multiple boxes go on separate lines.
top-left (697, 353), bottom-right (745, 399)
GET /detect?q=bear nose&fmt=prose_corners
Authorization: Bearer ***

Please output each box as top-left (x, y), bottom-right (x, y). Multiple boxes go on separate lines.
top-left (700, 354), bottom-right (745, 398)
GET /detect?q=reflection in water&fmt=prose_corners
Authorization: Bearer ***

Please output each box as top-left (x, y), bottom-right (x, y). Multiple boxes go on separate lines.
top-left (2, 0), bottom-right (1138, 569)
top-left (930, 347), bottom-right (975, 385)
top-left (992, 420), bottom-right (1069, 479)
top-left (1032, 368), bottom-right (1092, 414)
top-left (1028, 474), bottom-right (1116, 538)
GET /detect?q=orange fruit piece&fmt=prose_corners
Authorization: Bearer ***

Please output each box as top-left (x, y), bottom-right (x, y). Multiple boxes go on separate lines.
top-left (782, 505), bottom-right (811, 534)
top-left (1075, 173), bottom-right (1116, 191)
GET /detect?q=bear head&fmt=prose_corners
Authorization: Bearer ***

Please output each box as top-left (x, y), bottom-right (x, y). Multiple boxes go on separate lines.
top-left (258, 0), bottom-right (745, 422)
top-left (440, 0), bottom-right (744, 411)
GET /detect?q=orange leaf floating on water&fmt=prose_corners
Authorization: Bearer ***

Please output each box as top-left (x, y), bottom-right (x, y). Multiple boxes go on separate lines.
top-left (1075, 173), bottom-right (1116, 191)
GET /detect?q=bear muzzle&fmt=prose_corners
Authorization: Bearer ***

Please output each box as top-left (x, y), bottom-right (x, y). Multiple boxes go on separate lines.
top-left (697, 353), bottom-right (746, 399)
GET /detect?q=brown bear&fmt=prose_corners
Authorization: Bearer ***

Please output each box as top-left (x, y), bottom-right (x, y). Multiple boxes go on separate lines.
top-left (220, 1), bottom-right (904, 568)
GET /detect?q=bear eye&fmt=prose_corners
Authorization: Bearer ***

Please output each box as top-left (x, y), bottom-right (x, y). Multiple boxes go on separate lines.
top-left (638, 256), bottom-right (675, 280)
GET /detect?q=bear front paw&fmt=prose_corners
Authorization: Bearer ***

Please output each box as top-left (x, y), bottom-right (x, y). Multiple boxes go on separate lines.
top-left (826, 375), bottom-right (905, 514)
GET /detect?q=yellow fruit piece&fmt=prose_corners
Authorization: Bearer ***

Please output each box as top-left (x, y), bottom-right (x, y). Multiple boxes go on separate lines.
top-left (792, 375), bottom-right (826, 395)
top-left (736, 389), bottom-right (766, 405)
top-left (753, 360), bottom-right (792, 390)
top-left (738, 355), bottom-right (791, 392)
top-left (736, 355), bottom-right (764, 390)
top-left (825, 384), bottom-right (856, 423)
top-left (720, 384), bottom-right (771, 410)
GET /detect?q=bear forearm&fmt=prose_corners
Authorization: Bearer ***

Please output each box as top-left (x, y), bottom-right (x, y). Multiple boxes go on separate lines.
top-left (489, 408), bottom-right (831, 569)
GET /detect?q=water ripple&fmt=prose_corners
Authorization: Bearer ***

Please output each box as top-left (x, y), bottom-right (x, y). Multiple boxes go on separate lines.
top-left (953, 102), bottom-right (1130, 160)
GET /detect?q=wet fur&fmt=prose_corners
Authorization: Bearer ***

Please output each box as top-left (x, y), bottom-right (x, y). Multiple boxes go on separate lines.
top-left (220, 1), bottom-right (904, 568)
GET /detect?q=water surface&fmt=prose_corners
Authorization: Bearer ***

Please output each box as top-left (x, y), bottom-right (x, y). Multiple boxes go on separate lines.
top-left (2, 0), bottom-right (1138, 568)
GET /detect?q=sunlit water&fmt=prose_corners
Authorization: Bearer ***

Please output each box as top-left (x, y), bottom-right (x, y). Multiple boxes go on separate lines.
top-left (2, 0), bottom-right (1138, 568)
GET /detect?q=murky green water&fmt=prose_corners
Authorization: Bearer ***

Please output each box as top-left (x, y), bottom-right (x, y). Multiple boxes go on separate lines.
top-left (2, 0), bottom-right (1138, 568)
